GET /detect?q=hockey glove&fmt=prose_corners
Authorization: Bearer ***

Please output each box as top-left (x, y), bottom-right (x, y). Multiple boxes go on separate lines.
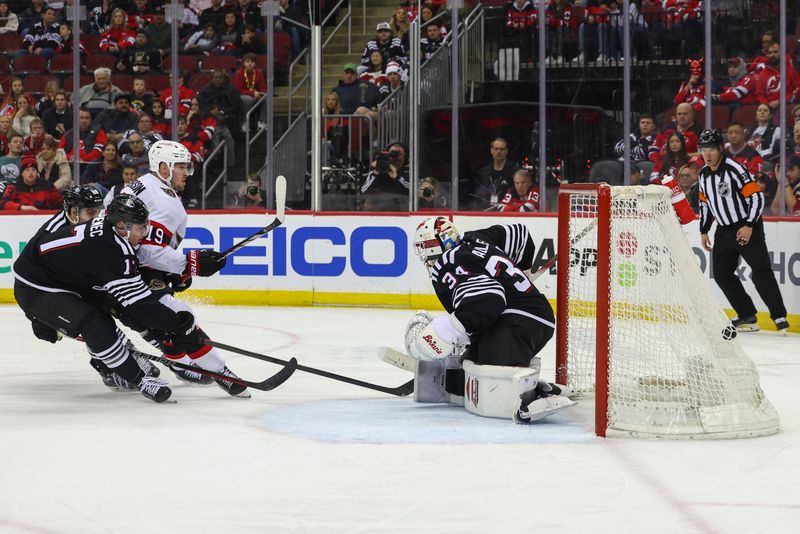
top-left (171, 311), bottom-right (205, 353)
top-left (31, 319), bottom-right (61, 344)
top-left (185, 250), bottom-right (227, 278)
top-left (165, 272), bottom-right (192, 293)
top-left (409, 313), bottom-right (469, 361)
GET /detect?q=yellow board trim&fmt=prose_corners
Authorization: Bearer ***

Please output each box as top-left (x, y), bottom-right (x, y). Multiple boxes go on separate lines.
top-left (0, 289), bottom-right (796, 333)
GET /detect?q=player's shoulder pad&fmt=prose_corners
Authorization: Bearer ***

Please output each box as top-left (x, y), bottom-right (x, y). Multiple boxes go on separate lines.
top-left (126, 179), bottom-right (146, 196)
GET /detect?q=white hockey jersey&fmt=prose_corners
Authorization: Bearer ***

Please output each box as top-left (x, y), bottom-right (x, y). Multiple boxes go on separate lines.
top-left (121, 172), bottom-right (188, 275)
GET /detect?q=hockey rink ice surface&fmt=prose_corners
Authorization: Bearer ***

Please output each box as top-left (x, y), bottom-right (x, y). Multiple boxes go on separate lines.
top-left (1, 304), bottom-right (798, 534)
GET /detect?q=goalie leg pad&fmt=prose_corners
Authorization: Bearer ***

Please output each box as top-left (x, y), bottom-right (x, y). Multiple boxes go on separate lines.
top-left (413, 355), bottom-right (462, 404)
top-left (462, 360), bottom-right (541, 420)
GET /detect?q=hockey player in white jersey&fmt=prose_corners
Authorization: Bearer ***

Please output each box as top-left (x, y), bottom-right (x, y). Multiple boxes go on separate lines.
top-left (118, 140), bottom-right (249, 397)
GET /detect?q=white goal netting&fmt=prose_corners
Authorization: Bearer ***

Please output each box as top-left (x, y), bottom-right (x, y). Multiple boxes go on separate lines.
top-left (561, 185), bottom-right (779, 438)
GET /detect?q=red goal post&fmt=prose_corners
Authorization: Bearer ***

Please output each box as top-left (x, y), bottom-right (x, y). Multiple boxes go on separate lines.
top-left (555, 183), bottom-right (779, 439)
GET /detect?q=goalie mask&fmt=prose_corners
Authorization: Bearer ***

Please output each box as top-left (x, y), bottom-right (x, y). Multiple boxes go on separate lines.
top-left (413, 217), bottom-right (460, 267)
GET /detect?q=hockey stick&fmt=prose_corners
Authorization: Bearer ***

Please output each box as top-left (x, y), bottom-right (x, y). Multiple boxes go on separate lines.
top-left (136, 350), bottom-right (298, 392)
top-left (204, 339), bottom-right (415, 397)
top-left (219, 175), bottom-right (287, 260)
top-left (528, 218), bottom-right (598, 282)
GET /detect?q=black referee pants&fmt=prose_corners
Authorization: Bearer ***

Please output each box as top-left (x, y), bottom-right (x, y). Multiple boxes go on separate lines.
top-left (712, 221), bottom-right (787, 321)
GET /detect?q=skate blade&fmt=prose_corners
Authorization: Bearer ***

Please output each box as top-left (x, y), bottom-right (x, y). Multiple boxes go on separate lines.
top-left (735, 325), bottom-right (760, 333)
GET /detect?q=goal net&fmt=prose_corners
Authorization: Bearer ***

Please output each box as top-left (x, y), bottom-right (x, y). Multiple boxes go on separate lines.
top-left (555, 184), bottom-right (779, 439)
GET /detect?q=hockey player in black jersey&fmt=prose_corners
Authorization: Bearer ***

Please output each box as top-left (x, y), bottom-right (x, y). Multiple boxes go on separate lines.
top-left (13, 194), bottom-right (206, 403)
top-left (405, 217), bottom-right (575, 422)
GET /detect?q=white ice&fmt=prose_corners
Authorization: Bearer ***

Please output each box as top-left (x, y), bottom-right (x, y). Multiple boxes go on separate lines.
top-left (0, 303), bottom-right (798, 534)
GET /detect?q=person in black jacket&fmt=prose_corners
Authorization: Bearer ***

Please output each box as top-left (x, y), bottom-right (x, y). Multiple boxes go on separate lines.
top-left (93, 93), bottom-right (138, 145)
top-left (198, 70), bottom-right (243, 135)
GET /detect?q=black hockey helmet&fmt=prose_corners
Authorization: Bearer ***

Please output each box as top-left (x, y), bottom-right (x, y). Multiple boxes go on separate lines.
top-left (106, 194), bottom-right (149, 226)
top-left (698, 128), bottom-right (723, 148)
top-left (63, 185), bottom-right (103, 214)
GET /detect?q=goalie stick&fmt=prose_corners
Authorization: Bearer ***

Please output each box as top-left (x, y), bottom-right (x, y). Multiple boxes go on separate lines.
top-left (136, 350), bottom-right (298, 392)
top-left (219, 175), bottom-right (287, 260)
top-left (205, 339), bottom-right (415, 396)
top-left (528, 218), bottom-right (598, 282)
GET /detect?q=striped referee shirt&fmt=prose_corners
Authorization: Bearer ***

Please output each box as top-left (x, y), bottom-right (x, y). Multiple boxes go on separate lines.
top-left (698, 155), bottom-right (764, 234)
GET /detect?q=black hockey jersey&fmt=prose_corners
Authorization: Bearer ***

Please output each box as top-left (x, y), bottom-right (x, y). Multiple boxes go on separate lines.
top-left (13, 217), bottom-right (180, 332)
top-left (429, 223), bottom-right (554, 335)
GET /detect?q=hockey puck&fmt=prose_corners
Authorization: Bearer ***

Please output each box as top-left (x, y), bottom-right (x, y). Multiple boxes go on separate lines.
top-left (722, 325), bottom-right (737, 340)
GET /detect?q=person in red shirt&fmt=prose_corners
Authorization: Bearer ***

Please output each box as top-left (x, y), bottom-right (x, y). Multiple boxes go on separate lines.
top-left (653, 102), bottom-right (701, 157)
top-left (674, 58), bottom-right (707, 112)
top-left (724, 122), bottom-right (763, 175)
top-left (497, 169), bottom-right (540, 212)
top-left (545, 0), bottom-right (577, 64)
top-left (505, 0), bottom-right (537, 63)
top-left (22, 119), bottom-right (47, 159)
top-left (711, 57), bottom-right (760, 106)
top-left (755, 41), bottom-right (800, 108)
top-left (160, 71), bottom-right (197, 117)
top-left (176, 115), bottom-right (205, 164)
top-left (99, 8), bottom-right (137, 56)
top-left (0, 159), bottom-right (62, 211)
top-left (233, 52), bottom-right (268, 119)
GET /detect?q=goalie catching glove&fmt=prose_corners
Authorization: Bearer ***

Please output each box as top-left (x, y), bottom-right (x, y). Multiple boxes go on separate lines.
top-left (407, 312), bottom-right (470, 361)
top-left (185, 249), bottom-right (227, 278)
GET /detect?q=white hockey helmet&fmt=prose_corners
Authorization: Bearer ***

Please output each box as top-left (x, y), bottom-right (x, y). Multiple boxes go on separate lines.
top-left (413, 216), bottom-right (460, 266)
top-left (149, 140), bottom-right (194, 181)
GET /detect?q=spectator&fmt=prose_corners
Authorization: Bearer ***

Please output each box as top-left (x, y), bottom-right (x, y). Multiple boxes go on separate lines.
top-left (129, 77), bottom-right (154, 115)
top-left (41, 91), bottom-right (73, 140)
top-left (149, 99), bottom-right (170, 137)
top-left (83, 141), bottom-right (122, 193)
top-left (235, 0), bottom-right (264, 31)
top-left (16, 6), bottom-right (61, 62)
top-left (497, 169), bottom-right (540, 212)
top-left (199, 0), bottom-right (230, 30)
top-left (0, 115), bottom-right (10, 156)
top-left (99, 9), bottom-right (137, 56)
top-left (160, 70), bottom-right (196, 118)
top-left (673, 58), bottom-right (707, 112)
top-left (676, 163), bottom-right (700, 213)
top-left (184, 23), bottom-right (220, 55)
top-left (653, 102), bottom-right (701, 156)
top-left (788, 122), bottom-right (800, 158)
top-left (752, 30), bottom-right (775, 66)
top-left (614, 113), bottom-right (658, 162)
top-left (88, 0), bottom-right (112, 34)
top-left (218, 12), bottom-right (242, 54)
top-left (12, 96), bottom-right (38, 138)
top-left (176, 115), bottom-right (205, 164)
top-left (361, 22), bottom-right (406, 69)
top-left (55, 22), bottom-right (84, 57)
top-left (792, 105), bottom-right (800, 125)
top-left (0, 1), bottom-right (20, 34)
top-left (385, 62), bottom-right (404, 93)
top-left (361, 51), bottom-right (389, 94)
top-left (198, 70), bottom-right (243, 136)
top-left (651, 131), bottom-right (689, 183)
top-left (276, 0), bottom-right (305, 59)
top-left (18, 0), bottom-right (47, 38)
top-left (35, 79), bottom-right (60, 117)
top-left (93, 93), bottom-right (138, 145)
top-left (755, 171), bottom-right (778, 214)
top-left (36, 136), bottom-right (72, 192)
top-left (144, 4), bottom-right (171, 58)
top-left (332, 63), bottom-right (381, 122)
top-left (233, 52), bottom-right (267, 119)
top-left (421, 22), bottom-right (444, 61)
top-left (1, 78), bottom-right (34, 116)
top-left (506, 0), bottom-right (537, 64)
top-left (128, 0), bottom-right (155, 32)
top-left (0, 158), bottom-right (62, 210)
top-left (711, 57), bottom-right (760, 107)
top-left (234, 24), bottom-right (261, 57)
top-left (545, 0), bottom-right (577, 65)
top-left (0, 133), bottom-right (23, 182)
top-left (117, 31), bottom-right (161, 74)
top-left (420, 4), bottom-right (437, 26)
top-left (744, 105), bottom-right (779, 163)
top-left (103, 163), bottom-right (139, 205)
top-left (361, 142), bottom-right (410, 211)
top-left (22, 118), bottom-right (46, 158)
top-left (389, 5), bottom-right (411, 50)
top-left (59, 108), bottom-right (107, 163)
top-left (725, 122), bottom-right (763, 175)
top-left (474, 136), bottom-right (519, 208)
top-left (577, 0), bottom-right (607, 64)
top-left (79, 67), bottom-right (122, 119)
top-left (118, 132), bottom-right (149, 175)
top-left (756, 41), bottom-right (800, 109)
top-left (119, 113), bottom-right (163, 152)
top-left (771, 156), bottom-right (800, 215)
top-left (186, 96), bottom-right (216, 146)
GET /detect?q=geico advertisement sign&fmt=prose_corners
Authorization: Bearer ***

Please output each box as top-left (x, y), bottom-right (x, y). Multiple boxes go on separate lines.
top-left (181, 215), bottom-right (409, 278)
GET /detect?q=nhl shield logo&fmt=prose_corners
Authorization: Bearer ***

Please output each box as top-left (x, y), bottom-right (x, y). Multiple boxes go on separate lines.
top-left (718, 182), bottom-right (730, 197)
top-left (466, 376), bottom-right (479, 408)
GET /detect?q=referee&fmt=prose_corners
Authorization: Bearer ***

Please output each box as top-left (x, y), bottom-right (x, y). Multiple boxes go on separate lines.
top-left (697, 129), bottom-right (788, 333)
